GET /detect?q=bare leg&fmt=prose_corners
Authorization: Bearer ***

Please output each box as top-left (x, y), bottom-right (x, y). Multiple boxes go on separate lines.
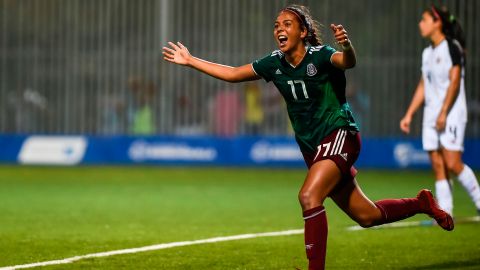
top-left (330, 174), bottom-right (454, 230)
top-left (329, 179), bottom-right (383, 227)
top-left (440, 148), bottom-right (464, 175)
top-left (298, 159), bottom-right (342, 270)
top-left (298, 159), bottom-right (343, 211)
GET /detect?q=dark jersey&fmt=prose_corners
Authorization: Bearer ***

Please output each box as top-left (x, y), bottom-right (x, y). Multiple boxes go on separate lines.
top-left (252, 45), bottom-right (359, 154)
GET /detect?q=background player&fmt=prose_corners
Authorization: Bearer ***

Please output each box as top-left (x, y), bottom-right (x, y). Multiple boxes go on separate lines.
top-left (400, 5), bottom-right (480, 216)
top-left (164, 5), bottom-right (453, 270)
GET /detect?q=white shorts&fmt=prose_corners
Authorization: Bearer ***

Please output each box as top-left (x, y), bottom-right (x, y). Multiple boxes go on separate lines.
top-left (422, 122), bottom-right (465, 152)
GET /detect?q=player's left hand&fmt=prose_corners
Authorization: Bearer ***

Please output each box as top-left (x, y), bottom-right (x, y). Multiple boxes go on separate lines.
top-left (330, 24), bottom-right (350, 47)
top-left (436, 112), bottom-right (447, 131)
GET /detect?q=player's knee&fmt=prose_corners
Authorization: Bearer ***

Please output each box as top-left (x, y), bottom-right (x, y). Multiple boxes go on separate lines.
top-left (354, 214), bottom-right (377, 228)
top-left (298, 190), bottom-right (320, 210)
top-left (298, 190), bottom-right (311, 208)
top-left (445, 159), bottom-right (463, 174)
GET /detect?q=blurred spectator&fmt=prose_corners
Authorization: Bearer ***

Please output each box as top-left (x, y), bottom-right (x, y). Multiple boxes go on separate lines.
top-left (100, 92), bottom-right (126, 134)
top-left (346, 77), bottom-right (370, 132)
top-left (128, 76), bottom-right (156, 135)
top-left (7, 85), bottom-right (51, 133)
top-left (210, 89), bottom-right (241, 137)
top-left (262, 83), bottom-right (289, 135)
top-left (174, 77), bottom-right (206, 135)
top-left (243, 82), bottom-right (264, 135)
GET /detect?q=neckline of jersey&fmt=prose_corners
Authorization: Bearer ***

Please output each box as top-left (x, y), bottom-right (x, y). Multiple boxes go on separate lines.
top-left (285, 46), bottom-right (309, 69)
top-left (431, 38), bottom-right (446, 50)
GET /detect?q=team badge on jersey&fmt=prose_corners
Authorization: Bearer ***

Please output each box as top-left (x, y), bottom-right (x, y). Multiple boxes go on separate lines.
top-left (306, 63), bottom-right (317, 76)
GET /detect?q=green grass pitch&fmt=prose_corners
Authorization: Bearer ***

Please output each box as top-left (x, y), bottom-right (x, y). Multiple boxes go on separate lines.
top-left (0, 166), bottom-right (479, 269)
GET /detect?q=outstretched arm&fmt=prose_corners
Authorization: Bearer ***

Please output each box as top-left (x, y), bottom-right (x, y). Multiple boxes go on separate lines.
top-left (400, 77), bottom-right (425, 134)
top-left (163, 42), bottom-right (260, 83)
top-left (330, 24), bottom-right (356, 69)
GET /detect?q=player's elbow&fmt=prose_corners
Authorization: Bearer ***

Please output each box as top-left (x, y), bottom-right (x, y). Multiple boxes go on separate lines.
top-left (344, 59), bottom-right (356, 69)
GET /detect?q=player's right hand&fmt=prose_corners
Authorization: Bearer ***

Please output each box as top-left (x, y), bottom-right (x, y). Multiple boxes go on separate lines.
top-left (400, 115), bottom-right (411, 134)
top-left (163, 42), bottom-right (191, 66)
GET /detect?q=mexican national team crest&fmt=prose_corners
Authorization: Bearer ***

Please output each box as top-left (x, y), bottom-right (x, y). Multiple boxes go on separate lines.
top-left (306, 63), bottom-right (317, 76)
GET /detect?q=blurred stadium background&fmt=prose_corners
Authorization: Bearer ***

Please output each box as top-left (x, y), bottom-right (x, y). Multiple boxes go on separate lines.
top-left (1, 1), bottom-right (480, 269)
top-left (1, 0), bottom-right (479, 168)
top-left (1, 0), bottom-right (479, 136)
top-left (0, 0), bottom-right (480, 167)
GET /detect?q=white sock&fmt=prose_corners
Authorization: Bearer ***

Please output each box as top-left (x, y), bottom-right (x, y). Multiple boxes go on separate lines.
top-left (435, 179), bottom-right (453, 215)
top-left (457, 165), bottom-right (480, 210)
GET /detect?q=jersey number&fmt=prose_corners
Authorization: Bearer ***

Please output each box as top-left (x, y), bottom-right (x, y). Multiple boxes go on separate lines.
top-left (287, 80), bottom-right (309, 100)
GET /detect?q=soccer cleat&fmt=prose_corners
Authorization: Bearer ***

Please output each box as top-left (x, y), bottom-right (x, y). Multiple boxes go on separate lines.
top-left (417, 189), bottom-right (454, 231)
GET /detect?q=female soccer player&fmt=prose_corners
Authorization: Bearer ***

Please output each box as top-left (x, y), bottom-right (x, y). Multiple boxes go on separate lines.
top-left (400, 5), bottom-right (480, 217)
top-left (164, 5), bottom-right (453, 269)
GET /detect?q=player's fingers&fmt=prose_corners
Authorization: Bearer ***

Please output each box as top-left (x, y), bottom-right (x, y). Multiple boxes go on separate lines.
top-left (335, 31), bottom-right (347, 38)
top-left (330, 24), bottom-right (337, 32)
top-left (162, 53), bottom-right (174, 61)
top-left (400, 120), bottom-right (410, 133)
top-left (336, 24), bottom-right (344, 31)
top-left (163, 57), bottom-right (174, 63)
top-left (177, 41), bottom-right (186, 49)
top-left (334, 30), bottom-right (347, 36)
top-left (162, 47), bottom-right (175, 54)
top-left (168, 41), bottom-right (181, 51)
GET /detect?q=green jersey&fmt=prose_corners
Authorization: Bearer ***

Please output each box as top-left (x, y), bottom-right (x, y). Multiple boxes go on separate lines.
top-left (252, 45), bottom-right (359, 154)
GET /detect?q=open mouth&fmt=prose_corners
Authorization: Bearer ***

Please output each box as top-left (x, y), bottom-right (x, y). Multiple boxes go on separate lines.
top-left (278, 35), bottom-right (288, 46)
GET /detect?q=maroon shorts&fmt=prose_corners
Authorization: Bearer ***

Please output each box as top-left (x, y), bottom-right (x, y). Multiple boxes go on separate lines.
top-left (302, 128), bottom-right (361, 182)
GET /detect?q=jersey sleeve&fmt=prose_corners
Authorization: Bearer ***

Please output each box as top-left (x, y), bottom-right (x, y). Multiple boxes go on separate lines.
top-left (252, 54), bottom-right (275, 82)
top-left (319, 45), bottom-right (337, 67)
top-left (447, 39), bottom-right (463, 66)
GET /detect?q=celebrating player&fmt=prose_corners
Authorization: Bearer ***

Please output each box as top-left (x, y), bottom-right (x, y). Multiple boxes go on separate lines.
top-left (400, 5), bottom-right (480, 216)
top-left (164, 5), bottom-right (453, 270)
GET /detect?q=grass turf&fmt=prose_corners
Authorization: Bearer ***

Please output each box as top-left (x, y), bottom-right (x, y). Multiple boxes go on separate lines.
top-left (0, 166), bottom-right (479, 269)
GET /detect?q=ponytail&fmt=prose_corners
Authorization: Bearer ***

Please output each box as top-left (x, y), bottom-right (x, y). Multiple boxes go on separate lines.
top-left (429, 5), bottom-right (466, 49)
top-left (281, 5), bottom-right (323, 46)
top-left (447, 15), bottom-right (466, 49)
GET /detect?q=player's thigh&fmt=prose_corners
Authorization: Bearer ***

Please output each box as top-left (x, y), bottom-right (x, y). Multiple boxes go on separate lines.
top-left (439, 122), bottom-right (465, 173)
top-left (329, 178), bottom-right (381, 223)
top-left (299, 159), bottom-right (342, 208)
top-left (439, 121), bottom-right (465, 152)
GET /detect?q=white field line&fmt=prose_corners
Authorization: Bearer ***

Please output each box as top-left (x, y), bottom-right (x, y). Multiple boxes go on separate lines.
top-left (4, 216), bottom-right (479, 269)
top-left (0, 229), bottom-right (304, 270)
top-left (347, 216), bottom-right (480, 231)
